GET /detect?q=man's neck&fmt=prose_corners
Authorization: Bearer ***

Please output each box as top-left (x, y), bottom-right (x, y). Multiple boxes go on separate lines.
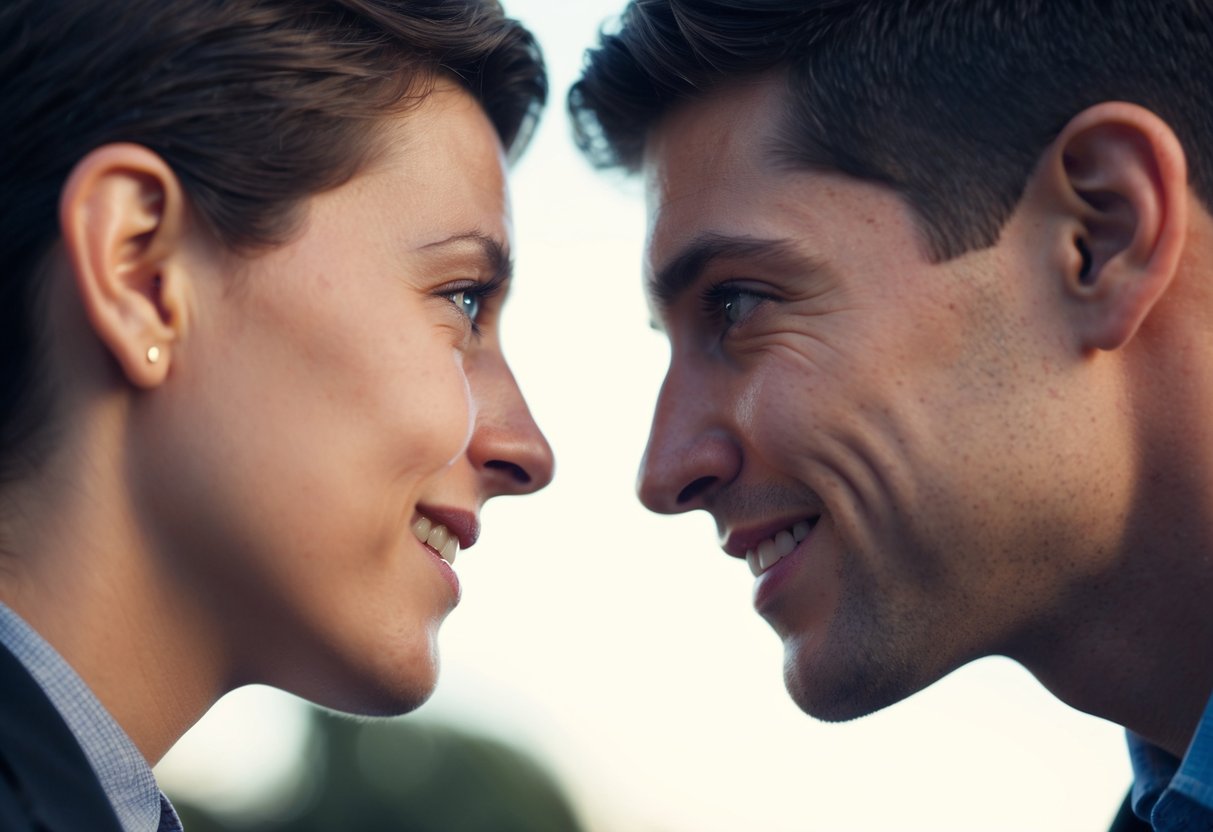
top-left (1020, 442), bottom-right (1213, 759)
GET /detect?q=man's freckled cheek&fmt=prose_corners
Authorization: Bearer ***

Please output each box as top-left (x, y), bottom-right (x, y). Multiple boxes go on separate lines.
top-left (734, 376), bottom-right (765, 435)
top-left (738, 368), bottom-right (814, 459)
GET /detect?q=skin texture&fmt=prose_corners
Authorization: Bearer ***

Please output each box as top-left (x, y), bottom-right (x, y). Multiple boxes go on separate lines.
top-left (638, 74), bottom-right (1213, 757)
top-left (0, 82), bottom-right (553, 764)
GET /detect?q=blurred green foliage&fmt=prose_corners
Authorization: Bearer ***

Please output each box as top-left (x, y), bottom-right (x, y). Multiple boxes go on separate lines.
top-left (171, 710), bottom-right (586, 832)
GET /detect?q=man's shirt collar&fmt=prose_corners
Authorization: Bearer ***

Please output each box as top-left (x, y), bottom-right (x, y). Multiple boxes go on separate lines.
top-left (1128, 691), bottom-right (1213, 830)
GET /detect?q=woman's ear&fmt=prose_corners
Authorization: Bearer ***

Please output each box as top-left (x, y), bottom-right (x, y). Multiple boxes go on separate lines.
top-left (1032, 102), bottom-right (1188, 352)
top-left (58, 143), bottom-right (192, 388)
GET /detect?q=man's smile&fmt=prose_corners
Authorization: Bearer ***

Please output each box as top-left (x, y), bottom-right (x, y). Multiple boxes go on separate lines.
top-left (723, 515), bottom-right (821, 575)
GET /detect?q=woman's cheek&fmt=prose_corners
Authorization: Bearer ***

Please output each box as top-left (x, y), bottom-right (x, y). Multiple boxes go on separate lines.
top-left (445, 366), bottom-right (475, 467)
top-left (415, 352), bottom-right (475, 470)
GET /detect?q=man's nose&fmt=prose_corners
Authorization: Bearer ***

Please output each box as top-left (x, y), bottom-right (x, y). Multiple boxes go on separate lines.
top-left (467, 352), bottom-right (555, 498)
top-left (636, 364), bottom-right (740, 514)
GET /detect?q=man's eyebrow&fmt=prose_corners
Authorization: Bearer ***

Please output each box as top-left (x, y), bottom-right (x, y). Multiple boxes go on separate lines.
top-left (419, 231), bottom-right (513, 282)
top-left (648, 233), bottom-right (814, 307)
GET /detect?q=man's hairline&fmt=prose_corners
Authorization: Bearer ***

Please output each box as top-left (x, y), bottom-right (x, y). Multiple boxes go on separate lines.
top-left (634, 66), bottom-right (1014, 273)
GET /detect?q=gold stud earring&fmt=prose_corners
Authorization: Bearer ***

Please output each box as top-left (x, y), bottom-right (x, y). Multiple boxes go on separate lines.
top-left (146, 345), bottom-right (161, 364)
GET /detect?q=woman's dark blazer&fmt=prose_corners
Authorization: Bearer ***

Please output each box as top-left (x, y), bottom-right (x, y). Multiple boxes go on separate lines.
top-left (0, 643), bottom-right (123, 831)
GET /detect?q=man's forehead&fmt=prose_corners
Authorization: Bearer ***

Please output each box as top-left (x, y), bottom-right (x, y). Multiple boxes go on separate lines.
top-left (641, 75), bottom-right (802, 295)
top-left (643, 74), bottom-right (789, 189)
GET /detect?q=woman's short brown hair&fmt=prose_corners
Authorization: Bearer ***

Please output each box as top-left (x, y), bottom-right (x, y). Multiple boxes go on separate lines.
top-left (0, 0), bottom-right (546, 480)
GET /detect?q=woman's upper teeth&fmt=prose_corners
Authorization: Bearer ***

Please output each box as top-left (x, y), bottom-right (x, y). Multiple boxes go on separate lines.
top-left (745, 520), bottom-right (812, 577)
top-left (411, 516), bottom-right (459, 565)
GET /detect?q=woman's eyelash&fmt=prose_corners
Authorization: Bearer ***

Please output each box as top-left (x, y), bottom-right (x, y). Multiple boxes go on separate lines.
top-left (443, 271), bottom-right (507, 336)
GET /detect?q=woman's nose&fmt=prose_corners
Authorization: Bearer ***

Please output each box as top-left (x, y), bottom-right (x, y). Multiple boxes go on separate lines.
top-left (467, 352), bottom-right (554, 498)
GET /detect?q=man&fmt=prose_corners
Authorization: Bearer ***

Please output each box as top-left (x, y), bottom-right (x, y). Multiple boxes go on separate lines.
top-left (570, 2), bottom-right (1213, 829)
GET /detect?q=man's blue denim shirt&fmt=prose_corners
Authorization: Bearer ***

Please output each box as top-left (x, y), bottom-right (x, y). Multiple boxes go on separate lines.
top-left (1129, 692), bottom-right (1213, 830)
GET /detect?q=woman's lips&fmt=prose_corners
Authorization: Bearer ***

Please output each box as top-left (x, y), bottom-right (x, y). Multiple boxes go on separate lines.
top-left (412, 516), bottom-right (460, 565)
top-left (411, 509), bottom-right (477, 603)
top-left (410, 506), bottom-right (480, 566)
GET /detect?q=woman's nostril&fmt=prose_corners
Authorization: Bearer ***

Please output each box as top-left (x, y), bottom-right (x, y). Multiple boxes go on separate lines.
top-left (485, 459), bottom-right (531, 485)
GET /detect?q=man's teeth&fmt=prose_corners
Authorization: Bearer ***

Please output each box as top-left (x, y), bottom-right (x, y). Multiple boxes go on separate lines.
top-left (411, 517), bottom-right (458, 565)
top-left (745, 520), bottom-right (813, 577)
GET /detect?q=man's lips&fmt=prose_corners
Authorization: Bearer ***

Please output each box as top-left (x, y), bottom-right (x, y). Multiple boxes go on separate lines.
top-left (723, 516), bottom-right (821, 576)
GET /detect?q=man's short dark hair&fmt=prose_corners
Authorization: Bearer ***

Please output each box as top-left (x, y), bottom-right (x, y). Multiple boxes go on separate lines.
top-left (569, 0), bottom-right (1213, 260)
top-left (0, 0), bottom-right (546, 482)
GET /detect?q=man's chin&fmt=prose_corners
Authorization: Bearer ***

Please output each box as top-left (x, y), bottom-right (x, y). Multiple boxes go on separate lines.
top-left (780, 635), bottom-right (917, 723)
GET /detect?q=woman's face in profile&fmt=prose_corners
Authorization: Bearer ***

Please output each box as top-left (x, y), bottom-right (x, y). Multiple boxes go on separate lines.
top-left (134, 81), bottom-right (552, 715)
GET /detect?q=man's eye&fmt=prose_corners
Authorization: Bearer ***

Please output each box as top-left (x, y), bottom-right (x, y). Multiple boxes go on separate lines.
top-left (722, 290), bottom-right (762, 325)
top-left (704, 284), bottom-right (767, 329)
top-left (447, 289), bottom-right (481, 322)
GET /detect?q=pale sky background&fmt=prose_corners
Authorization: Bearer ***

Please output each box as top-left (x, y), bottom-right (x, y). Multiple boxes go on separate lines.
top-left (156, 2), bottom-right (1134, 830)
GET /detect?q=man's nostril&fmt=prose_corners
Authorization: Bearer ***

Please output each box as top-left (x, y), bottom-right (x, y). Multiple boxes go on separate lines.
top-left (677, 476), bottom-right (716, 505)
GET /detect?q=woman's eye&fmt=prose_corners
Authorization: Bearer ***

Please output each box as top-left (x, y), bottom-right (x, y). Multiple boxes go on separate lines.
top-left (437, 273), bottom-right (505, 337)
top-left (447, 289), bottom-right (481, 322)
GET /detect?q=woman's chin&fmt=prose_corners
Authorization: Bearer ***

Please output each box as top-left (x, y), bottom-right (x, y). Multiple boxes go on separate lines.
top-left (278, 642), bottom-right (442, 719)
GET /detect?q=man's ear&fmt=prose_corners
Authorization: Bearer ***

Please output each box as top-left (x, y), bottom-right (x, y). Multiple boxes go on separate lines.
top-left (1032, 102), bottom-right (1188, 352)
top-left (58, 143), bottom-right (192, 388)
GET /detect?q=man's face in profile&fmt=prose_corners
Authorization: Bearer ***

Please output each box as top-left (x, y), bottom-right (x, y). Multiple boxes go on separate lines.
top-left (637, 76), bottom-right (1113, 721)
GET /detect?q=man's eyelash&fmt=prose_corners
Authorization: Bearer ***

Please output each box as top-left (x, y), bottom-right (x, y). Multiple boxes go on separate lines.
top-left (700, 283), bottom-right (735, 318)
top-left (700, 282), bottom-right (770, 327)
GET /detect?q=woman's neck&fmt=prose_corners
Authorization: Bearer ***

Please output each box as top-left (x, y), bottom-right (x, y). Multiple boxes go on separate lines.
top-left (0, 423), bottom-right (228, 765)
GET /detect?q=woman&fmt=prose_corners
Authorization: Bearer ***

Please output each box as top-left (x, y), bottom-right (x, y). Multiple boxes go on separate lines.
top-left (0, 1), bottom-right (554, 829)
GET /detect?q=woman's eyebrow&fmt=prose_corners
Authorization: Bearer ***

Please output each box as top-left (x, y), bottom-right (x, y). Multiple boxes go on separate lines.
top-left (419, 231), bottom-right (513, 280)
